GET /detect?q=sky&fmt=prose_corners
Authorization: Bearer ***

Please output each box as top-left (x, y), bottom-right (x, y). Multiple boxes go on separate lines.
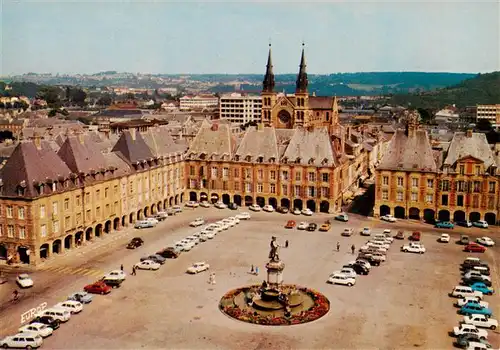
top-left (1, 0), bottom-right (499, 75)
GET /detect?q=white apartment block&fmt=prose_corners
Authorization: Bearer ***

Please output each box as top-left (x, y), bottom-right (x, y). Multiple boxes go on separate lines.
top-left (476, 104), bottom-right (500, 127)
top-left (219, 93), bottom-right (262, 125)
top-left (179, 94), bottom-right (219, 111)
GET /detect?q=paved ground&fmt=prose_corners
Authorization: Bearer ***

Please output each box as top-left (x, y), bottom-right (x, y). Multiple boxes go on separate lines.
top-left (0, 207), bottom-right (499, 349)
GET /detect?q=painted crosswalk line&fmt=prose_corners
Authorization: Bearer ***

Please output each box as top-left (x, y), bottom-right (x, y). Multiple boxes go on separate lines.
top-left (39, 265), bottom-right (104, 278)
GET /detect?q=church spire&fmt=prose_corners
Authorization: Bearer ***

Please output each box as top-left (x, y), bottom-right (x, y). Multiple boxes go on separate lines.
top-left (296, 42), bottom-right (308, 93)
top-left (262, 43), bottom-right (275, 93)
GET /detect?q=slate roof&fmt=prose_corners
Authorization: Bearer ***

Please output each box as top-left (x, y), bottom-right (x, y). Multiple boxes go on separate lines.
top-left (309, 96), bottom-right (334, 110)
top-left (0, 141), bottom-right (72, 197)
top-left (141, 126), bottom-right (187, 157)
top-left (378, 129), bottom-right (437, 172)
top-left (111, 129), bottom-right (154, 164)
top-left (235, 127), bottom-right (279, 160)
top-left (282, 127), bottom-right (337, 167)
top-left (188, 121), bottom-right (235, 159)
top-left (443, 132), bottom-right (497, 169)
top-left (57, 135), bottom-right (108, 174)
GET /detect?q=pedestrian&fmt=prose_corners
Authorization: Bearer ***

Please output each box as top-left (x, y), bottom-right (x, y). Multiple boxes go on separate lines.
top-left (120, 264), bottom-right (124, 271)
top-left (285, 240), bottom-right (289, 248)
top-left (351, 244), bottom-right (355, 255)
top-left (255, 266), bottom-right (259, 275)
top-left (337, 242), bottom-right (340, 252)
top-left (131, 265), bottom-right (136, 275)
top-left (211, 273), bottom-right (216, 285)
top-left (250, 264), bottom-right (254, 273)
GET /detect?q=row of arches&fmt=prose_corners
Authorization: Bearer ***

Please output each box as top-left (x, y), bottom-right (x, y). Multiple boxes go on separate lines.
top-left (379, 205), bottom-right (497, 225)
top-left (189, 191), bottom-right (331, 213)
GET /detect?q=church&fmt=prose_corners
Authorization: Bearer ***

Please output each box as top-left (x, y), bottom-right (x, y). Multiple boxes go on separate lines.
top-left (260, 44), bottom-right (340, 135)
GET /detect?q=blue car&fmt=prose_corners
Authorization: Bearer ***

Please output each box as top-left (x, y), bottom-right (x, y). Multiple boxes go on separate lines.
top-left (68, 291), bottom-right (93, 304)
top-left (459, 302), bottom-right (492, 316)
top-left (435, 221), bottom-right (454, 229)
top-left (470, 282), bottom-right (494, 295)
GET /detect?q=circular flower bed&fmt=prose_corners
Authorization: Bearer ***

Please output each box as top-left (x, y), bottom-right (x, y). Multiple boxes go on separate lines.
top-left (219, 284), bottom-right (330, 326)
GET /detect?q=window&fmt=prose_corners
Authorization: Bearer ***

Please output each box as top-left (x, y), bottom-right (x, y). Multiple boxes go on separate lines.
top-left (105, 188), bottom-right (109, 198)
top-left (270, 170), bottom-right (276, 180)
top-left (489, 182), bottom-right (496, 193)
top-left (459, 164), bottom-right (465, 175)
top-left (472, 195), bottom-right (479, 208)
top-left (411, 192), bottom-right (418, 201)
top-left (295, 172), bottom-right (301, 181)
top-left (475, 166), bottom-right (481, 175)
top-left (281, 184), bottom-right (288, 196)
top-left (473, 181), bottom-right (481, 193)
top-left (96, 190), bottom-right (100, 200)
top-left (223, 181), bottom-right (228, 191)
top-left (114, 185), bottom-right (118, 194)
top-left (411, 178), bottom-right (418, 188)
top-left (382, 190), bottom-right (389, 200)
top-left (210, 180), bottom-right (216, 189)
top-left (426, 194), bottom-right (433, 203)
top-left (322, 173), bottom-right (329, 182)
top-left (382, 176), bottom-right (389, 186)
top-left (488, 196), bottom-right (495, 209)
top-left (234, 182), bottom-right (240, 191)
top-left (427, 179), bottom-right (433, 188)
top-left (6, 206), bottom-right (13, 218)
top-left (457, 180), bottom-right (465, 192)
top-left (441, 180), bottom-right (450, 191)
top-left (86, 210), bottom-right (91, 221)
top-left (223, 167), bottom-right (229, 178)
top-left (321, 187), bottom-right (329, 197)
top-left (64, 216), bottom-right (70, 229)
top-left (96, 207), bottom-right (101, 218)
top-left (76, 213), bottom-right (82, 225)
top-left (189, 166), bottom-right (195, 176)
top-left (211, 167), bottom-right (218, 178)
top-left (64, 199), bottom-right (69, 211)
top-left (105, 204), bottom-right (110, 215)
top-left (281, 171), bottom-right (289, 181)
top-left (76, 196), bottom-right (81, 206)
top-left (308, 186), bottom-right (316, 197)
top-left (52, 221), bottom-right (59, 233)
top-left (308, 172), bottom-right (316, 182)
top-left (396, 192), bottom-right (403, 201)
top-left (270, 184), bottom-right (276, 194)
top-left (52, 201), bottom-right (58, 215)
top-left (18, 207), bottom-right (25, 220)
top-left (40, 205), bottom-right (46, 218)
top-left (41, 224), bottom-right (47, 237)
top-left (234, 168), bottom-right (239, 177)
top-left (441, 194), bottom-right (448, 206)
top-left (189, 179), bottom-right (196, 189)
top-left (397, 177), bottom-right (404, 187)
top-left (244, 168), bottom-right (251, 178)
top-left (294, 186), bottom-right (301, 196)
top-left (7, 225), bottom-right (14, 237)
top-left (457, 195), bottom-right (464, 206)
top-left (257, 169), bottom-right (263, 180)
top-left (257, 183), bottom-right (263, 193)
top-left (245, 183), bottom-right (252, 192)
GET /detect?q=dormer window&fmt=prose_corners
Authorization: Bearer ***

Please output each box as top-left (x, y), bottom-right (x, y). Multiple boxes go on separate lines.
top-left (257, 156), bottom-right (264, 163)
top-left (234, 155), bottom-right (240, 162)
top-left (308, 158), bottom-right (315, 165)
top-left (38, 184), bottom-right (44, 195)
top-left (321, 158), bottom-right (328, 165)
top-left (269, 157), bottom-right (275, 163)
top-left (245, 155), bottom-right (252, 162)
top-left (282, 157), bottom-right (288, 164)
top-left (199, 153), bottom-right (206, 160)
top-left (17, 186), bottom-right (25, 196)
top-left (295, 157), bottom-right (301, 164)
top-left (52, 182), bottom-right (57, 192)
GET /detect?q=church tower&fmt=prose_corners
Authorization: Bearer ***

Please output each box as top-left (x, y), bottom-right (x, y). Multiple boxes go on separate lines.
top-left (261, 44), bottom-right (276, 126)
top-left (294, 43), bottom-right (309, 128)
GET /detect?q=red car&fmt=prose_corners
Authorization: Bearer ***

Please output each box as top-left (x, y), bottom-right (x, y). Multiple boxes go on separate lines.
top-left (464, 243), bottom-right (486, 253)
top-left (84, 281), bottom-right (112, 295)
top-left (409, 231), bottom-right (421, 241)
top-left (285, 220), bottom-right (296, 229)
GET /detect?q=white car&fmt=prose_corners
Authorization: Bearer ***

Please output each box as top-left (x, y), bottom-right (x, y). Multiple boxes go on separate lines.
top-left (185, 236), bottom-right (200, 245)
top-left (249, 204), bottom-right (262, 212)
top-left (228, 216), bottom-right (240, 224)
top-left (373, 234), bottom-right (393, 244)
top-left (439, 233), bottom-right (450, 243)
top-left (449, 286), bottom-right (483, 299)
top-left (367, 240), bottom-right (390, 249)
top-left (104, 270), bottom-right (127, 281)
top-left (190, 218), bottom-right (205, 227)
top-left (18, 323), bottom-right (53, 338)
top-left (453, 323), bottom-right (488, 339)
top-left (236, 212), bottom-right (251, 220)
top-left (16, 274), bottom-right (34, 288)
top-left (381, 214), bottom-right (397, 222)
top-left (360, 227), bottom-right (371, 236)
top-left (221, 218), bottom-right (236, 227)
top-left (327, 273), bottom-right (356, 287)
top-left (463, 271), bottom-right (491, 282)
top-left (473, 220), bottom-right (489, 228)
top-left (38, 308), bottom-right (71, 322)
top-left (361, 244), bottom-right (387, 253)
top-left (292, 208), bottom-right (301, 215)
top-left (333, 268), bottom-right (356, 279)
top-left (185, 201), bottom-right (199, 208)
top-left (401, 244), bottom-right (426, 254)
top-left (465, 341), bottom-right (490, 350)
top-left (297, 222), bottom-right (308, 230)
top-left (134, 260), bottom-right (160, 270)
top-left (202, 232), bottom-right (215, 240)
top-left (145, 217), bottom-right (159, 225)
top-left (179, 240), bottom-right (195, 251)
top-left (172, 205), bottom-right (182, 213)
top-left (55, 300), bottom-right (83, 314)
top-left (200, 201), bottom-right (210, 208)
top-left (263, 205), bottom-right (275, 212)
top-left (186, 262), bottom-right (210, 274)
top-left (216, 221), bottom-right (230, 230)
top-left (214, 201), bottom-right (227, 209)
top-left (463, 314), bottom-right (498, 330)
top-left (477, 237), bottom-right (495, 247)
top-left (1, 333), bottom-right (43, 349)
top-left (456, 297), bottom-right (489, 308)
top-left (301, 208), bottom-right (313, 216)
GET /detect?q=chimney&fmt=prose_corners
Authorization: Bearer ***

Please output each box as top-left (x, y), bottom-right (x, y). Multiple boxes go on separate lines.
top-left (32, 131), bottom-right (42, 150)
top-left (466, 129), bottom-right (473, 138)
top-left (211, 123), bottom-right (218, 131)
top-left (130, 128), bottom-right (137, 140)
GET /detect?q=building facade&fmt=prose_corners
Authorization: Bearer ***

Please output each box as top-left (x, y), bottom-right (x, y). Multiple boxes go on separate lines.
top-left (374, 110), bottom-right (499, 225)
top-left (179, 94), bottom-right (219, 111)
top-left (476, 104), bottom-right (500, 128)
top-left (219, 93), bottom-right (262, 125)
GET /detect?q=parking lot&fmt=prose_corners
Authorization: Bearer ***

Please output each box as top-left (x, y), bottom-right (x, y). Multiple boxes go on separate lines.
top-left (0, 207), bottom-right (498, 349)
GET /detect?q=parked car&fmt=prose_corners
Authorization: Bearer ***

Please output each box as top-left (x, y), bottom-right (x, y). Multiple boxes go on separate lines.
top-left (276, 206), bottom-right (289, 214)
top-left (263, 205), bottom-right (275, 212)
top-left (380, 214), bottom-right (396, 222)
top-left (292, 208), bottom-right (301, 215)
top-left (297, 222), bottom-right (308, 230)
top-left (200, 201), bottom-right (210, 208)
top-left (459, 235), bottom-right (470, 245)
top-left (0, 333), bottom-right (43, 349)
top-left (453, 323), bottom-right (488, 339)
top-left (459, 302), bottom-right (492, 316)
top-left (172, 205), bottom-right (182, 213)
top-left (463, 314), bottom-right (498, 330)
top-left (333, 267), bottom-right (357, 279)
top-left (249, 204), bottom-right (261, 212)
top-left (327, 273), bottom-right (356, 286)
top-left (214, 201), bottom-right (227, 209)
top-left (157, 247), bottom-right (180, 259)
top-left (155, 211), bottom-right (168, 221)
top-left (469, 282), bottom-right (494, 295)
top-left (55, 300), bottom-right (83, 314)
top-left (319, 222), bottom-right (331, 231)
top-left (306, 223), bottom-right (317, 231)
top-left (435, 221), bottom-right (454, 229)
top-left (455, 333), bottom-right (490, 349)
top-left (449, 286), bottom-right (483, 299)
top-left (29, 316), bottom-right (60, 330)
top-left (36, 308), bottom-right (71, 323)
top-left (409, 231), bottom-right (421, 241)
top-left (463, 276), bottom-right (492, 287)
top-left (394, 231), bottom-right (405, 240)
top-left (285, 220), bottom-right (296, 229)
top-left (464, 243), bottom-right (487, 253)
top-left (236, 212), bottom-right (251, 220)
top-left (360, 227), bottom-right (371, 236)
top-left (439, 233), bottom-right (450, 243)
top-left (473, 220), bottom-right (489, 228)
top-left (185, 201), bottom-right (199, 208)
top-left (461, 258), bottom-right (489, 271)
top-left (145, 217), bottom-right (159, 225)
top-left (457, 220), bottom-right (473, 228)
top-left (166, 208), bottom-right (176, 216)
top-left (186, 261), bottom-right (210, 274)
top-left (301, 208), bottom-right (313, 216)
top-left (335, 213), bottom-right (349, 222)
top-left (228, 202), bottom-right (238, 210)
top-left (190, 218), bottom-right (205, 227)
top-left (18, 323), bottom-right (53, 338)
top-left (135, 260), bottom-right (160, 270)
top-left (16, 274), bottom-right (34, 288)
top-left (401, 244), bottom-right (426, 254)
top-left (140, 254), bottom-right (166, 265)
top-left (477, 237), bottom-right (495, 247)
top-left (127, 237), bottom-right (144, 249)
top-left (463, 271), bottom-right (491, 283)
top-left (67, 291), bottom-right (93, 304)
top-left (465, 265), bottom-right (490, 276)
top-left (100, 278), bottom-right (121, 289)
top-left (135, 220), bottom-right (155, 229)
top-left (342, 228), bottom-right (353, 237)
top-left (84, 281), bottom-right (112, 295)
top-left (464, 340), bottom-right (491, 350)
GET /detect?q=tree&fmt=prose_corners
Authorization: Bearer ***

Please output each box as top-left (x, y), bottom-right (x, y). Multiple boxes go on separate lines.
top-left (37, 86), bottom-right (63, 108)
top-left (417, 108), bottom-right (433, 124)
top-left (69, 88), bottom-right (87, 107)
top-left (476, 119), bottom-right (493, 132)
top-left (97, 94), bottom-right (113, 106)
